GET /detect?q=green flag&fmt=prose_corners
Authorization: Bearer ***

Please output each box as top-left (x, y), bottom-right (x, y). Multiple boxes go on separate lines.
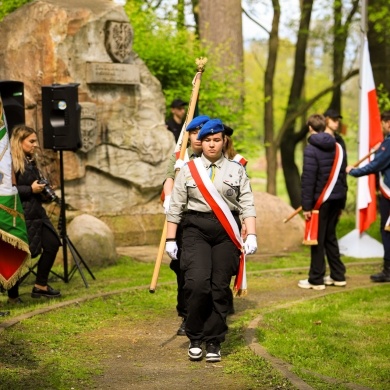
top-left (0, 101), bottom-right (31, 289)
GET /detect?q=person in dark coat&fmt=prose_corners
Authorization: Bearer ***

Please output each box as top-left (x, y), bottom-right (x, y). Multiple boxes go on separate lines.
top-left (299, 114), bottom-right (347, 290)
top-left (346, 111), bottom-right (390, 283)
top-left (9, 125), bottom-right (61, 301)
top-left (165, 99), bottom-right (187, 142)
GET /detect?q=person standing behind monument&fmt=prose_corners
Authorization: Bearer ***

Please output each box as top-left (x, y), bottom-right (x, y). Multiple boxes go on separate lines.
top-left (10, 125), bottom-right (61, 299)
top-left (166, 99), bottom-right (187, 142)
top-left (346, 111), bottom-right (390, 283)
top-left (298, 114), bottom-right (347, 290)
top-left (165, 119), bottom-right (257, 362)
top-left (162, 115), bottom-right (210, 336)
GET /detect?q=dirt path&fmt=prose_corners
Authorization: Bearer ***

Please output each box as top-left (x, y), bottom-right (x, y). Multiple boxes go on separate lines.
top-left (1, 246), bottom-right (379, 389)
top-left (90, 247), bottom-right (378, 390)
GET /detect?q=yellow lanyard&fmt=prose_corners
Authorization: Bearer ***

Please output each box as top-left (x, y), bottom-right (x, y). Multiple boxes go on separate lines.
top-left (209, 164), bottom-right (215, 182)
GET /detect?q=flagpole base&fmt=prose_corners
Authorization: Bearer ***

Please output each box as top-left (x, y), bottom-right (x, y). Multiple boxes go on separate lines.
top-left (338, 229), bottom-right (383, 258)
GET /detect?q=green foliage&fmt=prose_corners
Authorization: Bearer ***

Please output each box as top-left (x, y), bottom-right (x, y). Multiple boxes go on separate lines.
top-left (125, 2), bottom-right (240, 115)
top-left (0, 0), bottom-right (31, 21)
top-left (124, 1), bottom-right (257, 154)
top-left (377, 83), bottom-right (390, 112)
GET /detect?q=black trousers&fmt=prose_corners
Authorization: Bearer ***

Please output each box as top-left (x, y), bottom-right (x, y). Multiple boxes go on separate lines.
top-left (379, 195), bottom-right (390, 268)
top-left (180, 213), bottom-right (241, 343)
top-left (309, 199), bottom-right (346, 285)
top-left (35, 223), bottom-right (60, 286)
top-left (169, 222), bottom-right (187, 319)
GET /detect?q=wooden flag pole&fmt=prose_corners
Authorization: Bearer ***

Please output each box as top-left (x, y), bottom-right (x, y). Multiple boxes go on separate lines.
top-left (283, 206), bottom-right (302, 223)
top-left (149, 58), bottom-right (207, 293)
top-left (352, 146), bottom-right (378, 167)
top-left (283, 146), bottom-right (379, 224)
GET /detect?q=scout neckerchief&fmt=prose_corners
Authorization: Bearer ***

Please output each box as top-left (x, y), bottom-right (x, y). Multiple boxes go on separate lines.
top-left (187, 158), bottom-right (247, 296)
top-left (0, 112), bottom-right (31, 289)
top-left (233, 154), bottom-right (248, 167)
top-left (379, 174), bottom-right (390, 230)
top-left (303, 143), bottom-right (344, 245)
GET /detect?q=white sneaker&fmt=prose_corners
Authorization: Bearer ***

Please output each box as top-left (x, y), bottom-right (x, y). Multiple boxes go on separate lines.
top-left (188, 340), bottom-right (203, 361)
top-left (298, 279), bottom-right (325, 290)
top-left (205, 342), bottom-right (221, 363)
top-left (324, 276), bottom-right (347, 287)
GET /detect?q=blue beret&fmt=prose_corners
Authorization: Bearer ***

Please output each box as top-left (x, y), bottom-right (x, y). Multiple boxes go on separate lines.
top-left (197, 118), bottom-right (224, 140)
top-left (186, 115), bottom-right (210, 131)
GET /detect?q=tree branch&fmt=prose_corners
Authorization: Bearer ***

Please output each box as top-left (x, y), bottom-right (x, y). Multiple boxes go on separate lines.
top-left (275, 68), bottom-right (359, 146)
top-left (242, 7), bottom-right (270, 36)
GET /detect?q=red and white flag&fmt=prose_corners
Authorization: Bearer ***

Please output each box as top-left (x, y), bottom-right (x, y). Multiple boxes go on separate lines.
top-left (357, 36), bottom-right (383, 233)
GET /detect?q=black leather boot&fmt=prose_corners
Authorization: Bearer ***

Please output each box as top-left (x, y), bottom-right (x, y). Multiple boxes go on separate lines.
top-left (370, 266), bottom-right (390, 282)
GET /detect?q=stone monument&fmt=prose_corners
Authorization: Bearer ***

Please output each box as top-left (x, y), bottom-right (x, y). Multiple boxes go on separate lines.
top-left (0, 0), bottom-right (304, 253)
top-left (0, 0), bottom-right (174, 245)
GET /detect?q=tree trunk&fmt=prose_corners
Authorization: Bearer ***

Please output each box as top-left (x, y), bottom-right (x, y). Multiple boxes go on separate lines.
top-left (264, 0), bottom-right (280, 195)
top-left (198, 0), bottom-right (244, 101)
top-left (280, 0), bottom-right (313, 208)
top-left (329, 0), bottom-right (359, 112)
top-left (190, 0), bottom-right (199, 37)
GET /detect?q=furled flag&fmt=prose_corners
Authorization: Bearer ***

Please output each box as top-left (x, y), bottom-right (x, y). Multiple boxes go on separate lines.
top-left (356, 36), bottom-right (384, 233)
top-left (0, 99), bottom-right (30, 289)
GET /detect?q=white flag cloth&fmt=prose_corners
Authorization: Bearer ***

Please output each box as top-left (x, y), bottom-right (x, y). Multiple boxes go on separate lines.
top-left (356, 36), bottom-right (383, 232)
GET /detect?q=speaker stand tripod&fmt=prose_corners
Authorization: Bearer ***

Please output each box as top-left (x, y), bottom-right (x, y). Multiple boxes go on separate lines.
top-left (50, 150), bottom-right (96, 288)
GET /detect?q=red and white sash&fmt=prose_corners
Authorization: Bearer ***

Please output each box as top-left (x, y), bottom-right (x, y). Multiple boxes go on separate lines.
top-left (379, 174), bottom-right (390, 230)
top-left (379, 174), bottom-right (390, 200)
top-left (187, 158), bottom-right (247, 296)
top-left (303, 143), bottom-right (344, 245)
top-left (233, 154), bottom-right (248, 167)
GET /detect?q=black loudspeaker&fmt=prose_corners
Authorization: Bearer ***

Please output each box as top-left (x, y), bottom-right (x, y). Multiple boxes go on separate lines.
top-left (42, 83), bottom-right (82, 151)
top-left (0, 80), bottom-right (25, 135)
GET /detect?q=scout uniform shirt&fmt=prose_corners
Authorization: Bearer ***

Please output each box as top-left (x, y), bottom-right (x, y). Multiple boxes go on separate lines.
top-left (165, 146), bottom-right (200, 181)
top-left (167, 154), bottom-right (256, 224)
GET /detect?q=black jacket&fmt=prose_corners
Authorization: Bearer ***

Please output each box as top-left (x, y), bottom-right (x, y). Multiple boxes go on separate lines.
top-left (301, 132), bottom-right (348, 211)
top-left (16, 159), bottom-right (60, 257)
top-left (166, 117), bottom-right (183, 142)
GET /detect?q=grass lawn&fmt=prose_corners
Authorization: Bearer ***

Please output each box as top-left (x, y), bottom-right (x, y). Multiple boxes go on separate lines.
top-left (258, 285), bottom-right (390, 390)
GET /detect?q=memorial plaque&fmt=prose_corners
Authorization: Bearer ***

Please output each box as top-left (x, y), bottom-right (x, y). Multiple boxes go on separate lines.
top-left (86, 62), bottom-right (140, 85)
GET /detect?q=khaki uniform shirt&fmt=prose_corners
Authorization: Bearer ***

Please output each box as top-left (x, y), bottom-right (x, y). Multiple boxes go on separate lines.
top-left (165, 146), bottom-right (199, 181)
top-left (167, 154), bottom-right (256, 224)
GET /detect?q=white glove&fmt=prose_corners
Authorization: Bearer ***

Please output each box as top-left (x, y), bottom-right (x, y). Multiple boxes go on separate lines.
top-left (244, 234), bottom-right (257, 255)
top-left (163, 195), bottom-right (171, 214)
top-left (174, 159), bottom-right (185, 171)
top-left (165, 241), bottom-right (178, 260)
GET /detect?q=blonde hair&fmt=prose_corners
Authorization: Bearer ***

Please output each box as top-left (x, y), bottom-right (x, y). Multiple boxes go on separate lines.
top-left (224, 136), bottom-right (238, 159)
top-left (10, 125), bottom-right (38, 174)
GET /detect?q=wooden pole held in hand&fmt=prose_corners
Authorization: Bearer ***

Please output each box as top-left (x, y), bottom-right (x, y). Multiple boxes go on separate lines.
top-left (283, 206), bottom-right (302, 223)
top-left (352, 147), bottom-right (378, 168)
top-left (149, 57), bottom-right (207, 293)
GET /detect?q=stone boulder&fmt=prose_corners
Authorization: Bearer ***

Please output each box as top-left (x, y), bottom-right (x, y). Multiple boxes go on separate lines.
top-left (64, 214), bottom-right (118, 268)
top-left (253, 192), bottom-right (304, 254)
